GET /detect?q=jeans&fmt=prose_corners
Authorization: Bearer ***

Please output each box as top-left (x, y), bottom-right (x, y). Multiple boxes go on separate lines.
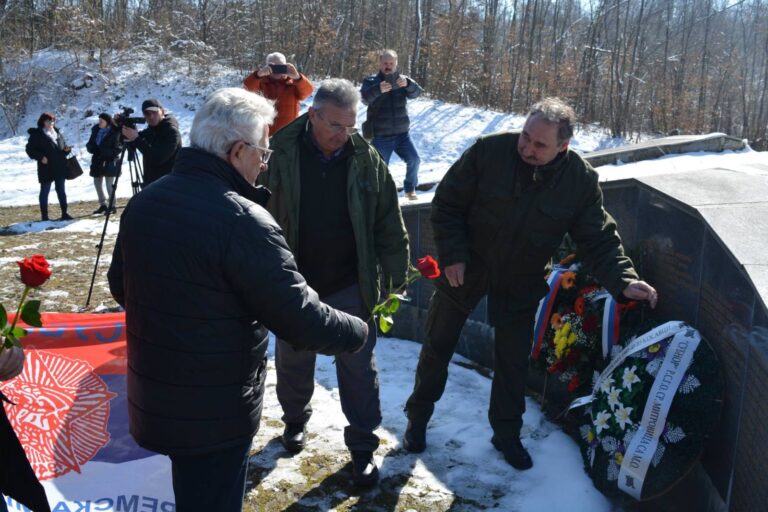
top-left (169, 440), bottom-right (252, 512)
top-left (39, 176), bottom-right (67, 220)
top-left (372, 132), bottom-right (421, 193)
top-left (276, 283), bottom-right (381, 452)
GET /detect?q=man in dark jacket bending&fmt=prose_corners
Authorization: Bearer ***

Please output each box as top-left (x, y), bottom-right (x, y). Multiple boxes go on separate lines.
top-left (403, 98), bottom-right (658, 470)
top-left (108, 88), bottom-right (368, 511)
top-left (121, 98), bottom-right (182, 187)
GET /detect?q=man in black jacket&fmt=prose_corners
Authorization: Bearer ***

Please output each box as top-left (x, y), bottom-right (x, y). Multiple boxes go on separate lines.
top-left (361, 50), bottom-right (423, 200)
top-left (121, 98), bottom-right (182, 187)
top-left (402, 98), bottom-right (658, 470)
top-left (108, 88), bottom-right (368, 511)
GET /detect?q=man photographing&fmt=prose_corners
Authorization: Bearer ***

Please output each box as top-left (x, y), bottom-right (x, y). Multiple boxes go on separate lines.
top-left (244, 52), bottom-right (313, 135)
top-left (121, 99), bottom-right (182, 187)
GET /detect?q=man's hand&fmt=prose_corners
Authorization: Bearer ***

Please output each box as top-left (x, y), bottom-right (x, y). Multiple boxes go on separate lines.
top-left (41, 156), bottom-right (48, 164)
top-left (380, 81), bottom-right (393, 93)
top-left (257, 65), bottom-right (271, 77)
top-left (396, 76), bottom-right (408, 88)
top-left (622, 280), bottom-right (658, 308)
top-left (445, 262), bottom-right (466, 287)
top-left (0, 345), bottom-right (24, 381)
top-left (122, 126), bottom-right (139, 141)
top-left (286, 63), bottom-right (300, 80)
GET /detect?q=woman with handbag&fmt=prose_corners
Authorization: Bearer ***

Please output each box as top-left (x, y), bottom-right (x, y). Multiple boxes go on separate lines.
top-left (86, 113), bottom-right (123, 214)
top-left (25, 112), bottom-right (73, 221)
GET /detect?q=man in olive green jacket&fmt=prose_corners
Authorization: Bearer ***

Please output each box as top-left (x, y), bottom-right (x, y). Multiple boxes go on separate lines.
top-left (403, 98), bottom-right (658, 470)
top-left (258, 79), bottom-right (409, 487)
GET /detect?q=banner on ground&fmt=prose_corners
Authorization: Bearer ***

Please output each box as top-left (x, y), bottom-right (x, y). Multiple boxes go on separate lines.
top-left (1, 313), bottom-right (175, 512)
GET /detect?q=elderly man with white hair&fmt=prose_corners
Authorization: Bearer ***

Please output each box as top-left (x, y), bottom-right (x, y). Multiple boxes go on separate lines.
top-left (244, 51), bottom-right (314, 134)
top-left (108, 87), bottom-right (368, 510)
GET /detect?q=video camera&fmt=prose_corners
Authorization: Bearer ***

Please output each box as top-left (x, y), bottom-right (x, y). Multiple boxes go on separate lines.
top-left (115, 106), bottom-right (146, 129)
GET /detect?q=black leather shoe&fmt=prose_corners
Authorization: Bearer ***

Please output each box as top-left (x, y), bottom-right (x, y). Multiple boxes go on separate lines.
top-left (492, 436), bottom-right (533, 470)
top-left (350, 450), bottom-right (379, 487)
top-left (60, 213), bottom-right (74, 221)
top-left (93, 205), bottom-right (107, 214)
top-left (281, 422), bottom-right (306, 453)
top-left (403, 420), bottom-right (427, 453)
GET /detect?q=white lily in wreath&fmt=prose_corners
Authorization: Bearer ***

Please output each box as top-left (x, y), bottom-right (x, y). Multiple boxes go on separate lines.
top-left (599, 376), bottom-right (615, 394)
top-left (594, 410), bottom-right (612, 434)
top-left (622, 365), bottom-right (640, 390)
top-left (614, 404), bottom-right (634, 430)
top-left (607, 387), bottom-right (622, 410)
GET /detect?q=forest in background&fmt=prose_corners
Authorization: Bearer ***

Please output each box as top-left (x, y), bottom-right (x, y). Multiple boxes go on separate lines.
top-left (1, 0), bottom-right (767, 148)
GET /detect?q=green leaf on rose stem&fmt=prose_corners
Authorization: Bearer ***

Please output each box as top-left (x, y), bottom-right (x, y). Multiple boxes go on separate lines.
top-left (386, 295), bottom-right (400, 314)
top-left (21, 300), bottom-right (42, 327)
top-left (0, 303), bottom-right (6, 329)
top-left (10, 326), bottom-right (27, 340)
top-left (379, 314), bottom-right (394, 333)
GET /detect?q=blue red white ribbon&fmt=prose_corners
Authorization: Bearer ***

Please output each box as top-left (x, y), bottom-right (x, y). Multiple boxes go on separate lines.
top-left (531, 268), bottom-right (566, 358)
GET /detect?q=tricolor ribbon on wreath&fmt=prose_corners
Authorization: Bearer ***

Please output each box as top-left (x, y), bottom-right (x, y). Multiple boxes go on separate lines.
top-left (531, 268), bottom-right (566, 358)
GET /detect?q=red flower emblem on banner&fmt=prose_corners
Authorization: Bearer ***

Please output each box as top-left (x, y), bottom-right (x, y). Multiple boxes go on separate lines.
top-left (1, 349), bottom-right (116, 480)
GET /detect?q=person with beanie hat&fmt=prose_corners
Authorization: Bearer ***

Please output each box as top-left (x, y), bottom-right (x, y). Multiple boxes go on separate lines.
top-left (86, 113), bottom-right (124, 214)
top-left (121, 99), bottom-right (182, 187)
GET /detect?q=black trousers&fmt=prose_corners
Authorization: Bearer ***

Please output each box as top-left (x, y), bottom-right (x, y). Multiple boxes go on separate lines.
top-left (405, 268), bottom-right (536, 440)
top-left (275, 283), bottom-right (381, 452)
top-left (169, 440), bottom-right (251, 512)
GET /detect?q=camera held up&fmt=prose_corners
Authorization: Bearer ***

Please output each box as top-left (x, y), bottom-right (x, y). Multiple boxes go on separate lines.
top-left (115, 105), bottom-right (146, 129)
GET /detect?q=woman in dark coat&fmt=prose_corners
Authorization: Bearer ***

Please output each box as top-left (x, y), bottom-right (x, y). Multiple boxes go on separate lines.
top-left (86, 113), bottom-right (123, 214)
top-left (25, 112), bottom-right (72, 221)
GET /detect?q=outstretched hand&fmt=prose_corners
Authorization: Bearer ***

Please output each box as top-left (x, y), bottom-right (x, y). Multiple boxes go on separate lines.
top-left (622, 280), bottom-right (658, 308)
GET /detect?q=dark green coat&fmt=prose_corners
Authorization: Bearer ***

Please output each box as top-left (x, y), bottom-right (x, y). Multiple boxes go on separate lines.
top-left (259, 113), bottom-right (410, 313)
top-left (432, 131), bottom-right (637, 315)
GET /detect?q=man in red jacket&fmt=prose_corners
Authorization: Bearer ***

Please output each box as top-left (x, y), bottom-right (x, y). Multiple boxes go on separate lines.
top-left (244, 52), bottom-right (314, 135)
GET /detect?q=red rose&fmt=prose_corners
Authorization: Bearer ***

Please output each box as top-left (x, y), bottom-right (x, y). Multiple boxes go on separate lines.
top-left (574, 297), bottom-right (586, 316)
top-left (547, 361), bottom-right (565, 374)
top-left (17, 254), bottom-right (52, 288)
top-left (416, 255), bottom-right (441, 279)
top-left (567, 374), bottom-right (581, 393)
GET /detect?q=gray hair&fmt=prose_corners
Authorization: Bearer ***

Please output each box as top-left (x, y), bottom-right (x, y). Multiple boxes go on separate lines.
top-left (528, 97), bottom-right (576, 143)
top-left (266, 52), bottom-right (286, 65)
top-left (313, 78), bottom-right (360, 112)
top-left (190, 88), bottom-right (276, 159)
top-left (379, 49), bottom-right (398, 61)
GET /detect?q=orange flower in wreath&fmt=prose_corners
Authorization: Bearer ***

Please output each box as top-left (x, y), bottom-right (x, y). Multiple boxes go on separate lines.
top-left (550, 313), bottom-right (564, 330)
top-left (561, 271), bottom-right (577, 289)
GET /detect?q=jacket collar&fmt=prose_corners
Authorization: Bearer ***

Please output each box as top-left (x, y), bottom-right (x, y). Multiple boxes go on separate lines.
top-left (173, 147), bottom-right (271, 207)
top-left (510, 131), bottom-right (573, 189)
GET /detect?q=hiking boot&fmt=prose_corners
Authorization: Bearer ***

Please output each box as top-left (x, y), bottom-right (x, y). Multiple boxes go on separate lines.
top-left (491, 436), bottom-right (533, 470)
top-left (350, 450), bottom-right (379, 487)
top-left (60, 213), bottom-right (74, 221)
top-left (406, 191), bottom-right (418, 201)
top-left (403, 420), bottom-right (427, 453)
top-left (93, 205), bottom-right (107, 215)
top-left (281, 422), bottom-right (306, 454)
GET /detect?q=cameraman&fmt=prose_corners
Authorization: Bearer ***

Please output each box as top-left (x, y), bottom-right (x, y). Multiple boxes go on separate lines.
top-left (121, 99), bottom-right (182, 187)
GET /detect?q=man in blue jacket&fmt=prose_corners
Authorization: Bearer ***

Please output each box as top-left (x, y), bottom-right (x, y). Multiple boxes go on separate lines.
top-left (361, 50), bottom-right (423, 200)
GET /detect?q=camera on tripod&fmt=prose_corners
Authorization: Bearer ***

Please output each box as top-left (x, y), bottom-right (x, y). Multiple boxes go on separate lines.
top-left (115, 106), bottom-right (146, 129)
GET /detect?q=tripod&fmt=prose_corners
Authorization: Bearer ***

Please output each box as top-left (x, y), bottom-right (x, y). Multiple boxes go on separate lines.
top-left (84, 142), bottom-right (143, 309)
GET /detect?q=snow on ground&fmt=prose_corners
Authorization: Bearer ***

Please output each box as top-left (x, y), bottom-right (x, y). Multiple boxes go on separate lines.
top-left (2, 50), bottom-right (767, 510)
top-left (249, 335), bottom-right (614, 511)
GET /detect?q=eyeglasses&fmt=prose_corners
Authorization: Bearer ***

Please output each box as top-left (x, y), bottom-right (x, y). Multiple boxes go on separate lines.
top-left (241, 141), bottom-right (274, 163)
top-left (316, 111), bottom-right (358, 135)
